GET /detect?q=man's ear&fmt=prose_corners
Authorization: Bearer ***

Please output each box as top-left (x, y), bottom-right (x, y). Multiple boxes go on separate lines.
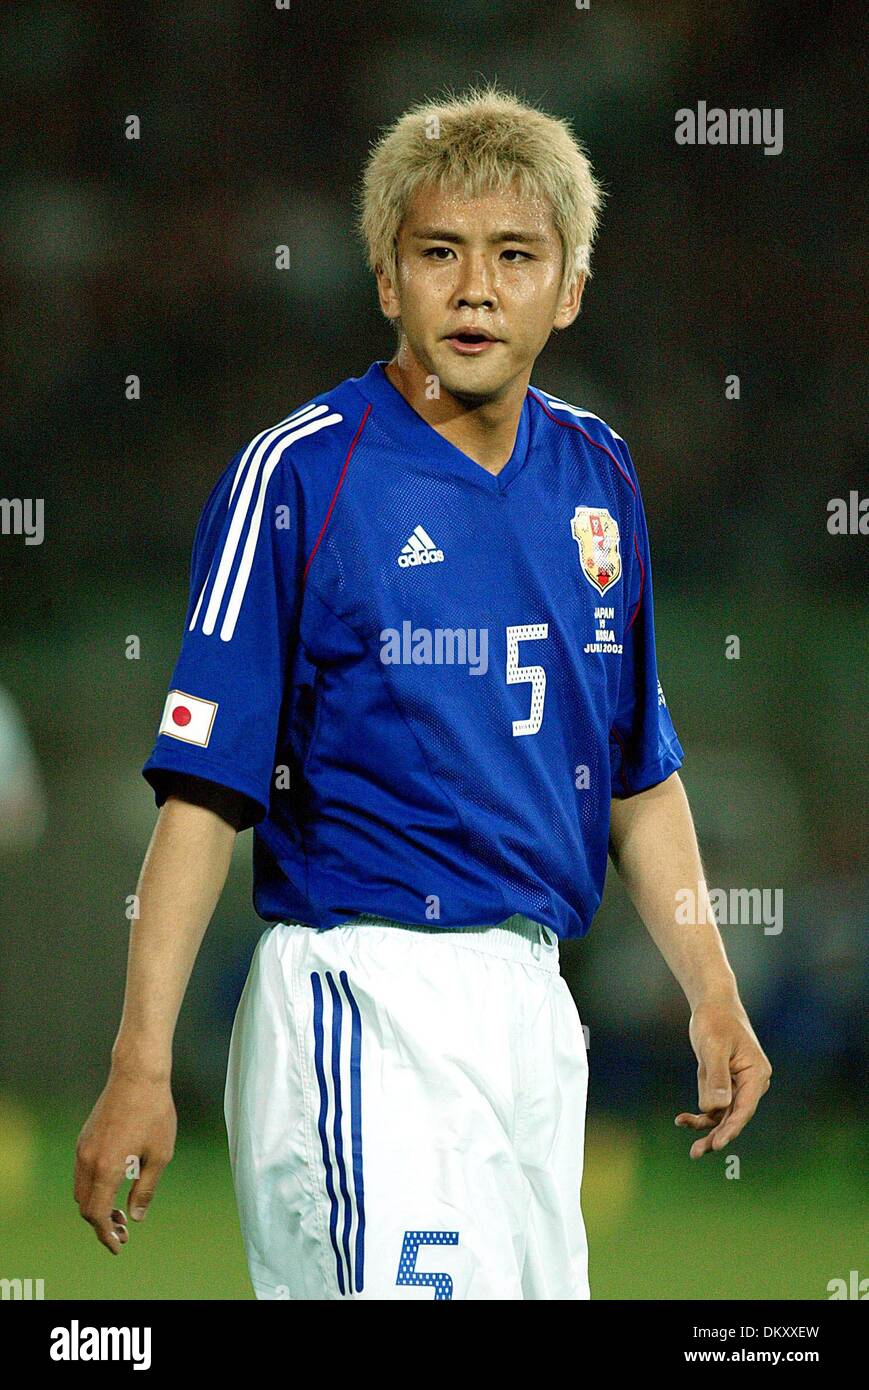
top-left (375, 256), bottom-right (401, 322)
top-left (554, 270), bottom-right (586, 332)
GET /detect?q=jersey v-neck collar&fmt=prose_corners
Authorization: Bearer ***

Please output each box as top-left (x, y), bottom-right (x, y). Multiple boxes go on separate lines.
top-left (352, 359), bottom-right (532, 496)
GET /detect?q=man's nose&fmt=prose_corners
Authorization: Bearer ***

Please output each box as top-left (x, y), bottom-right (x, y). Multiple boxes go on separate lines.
top-left (453, 254), bottom-right (497, 306)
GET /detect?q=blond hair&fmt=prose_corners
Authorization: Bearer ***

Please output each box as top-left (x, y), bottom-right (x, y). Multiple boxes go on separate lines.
top-left (356, 81), bottom-right (606, 319)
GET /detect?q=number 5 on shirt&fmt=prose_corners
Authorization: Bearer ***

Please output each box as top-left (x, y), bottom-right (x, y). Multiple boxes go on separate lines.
top-left (506, 623), bottom-right (549, 736)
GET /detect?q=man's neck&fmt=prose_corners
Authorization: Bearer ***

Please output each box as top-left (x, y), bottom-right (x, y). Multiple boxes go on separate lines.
top-left (384, 355), bottom-right (527, 476)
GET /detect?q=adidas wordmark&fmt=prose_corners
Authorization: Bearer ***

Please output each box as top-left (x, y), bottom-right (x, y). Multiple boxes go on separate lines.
top-left (398, 525), bottom-right (444, 568)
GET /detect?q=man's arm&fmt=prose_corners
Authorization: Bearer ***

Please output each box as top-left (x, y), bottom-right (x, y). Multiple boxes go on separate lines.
top-left (74, 779), bottom-right (246, 1253)
top-left (608, 771), bottom-right (772, 1158)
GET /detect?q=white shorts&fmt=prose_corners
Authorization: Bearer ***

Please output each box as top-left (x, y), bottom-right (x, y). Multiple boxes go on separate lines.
top-left (224, 913), bottom-right (590, 1300)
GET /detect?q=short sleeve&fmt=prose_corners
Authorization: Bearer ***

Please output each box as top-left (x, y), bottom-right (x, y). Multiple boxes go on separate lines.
top-left (142, 446), bottom-right (301, 825)
top-left (609, 445), bottom-right (684, 797)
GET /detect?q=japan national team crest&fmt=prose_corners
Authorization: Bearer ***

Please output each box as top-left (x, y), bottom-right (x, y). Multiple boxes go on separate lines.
top-left (570, 506), bottom-right (622, 594)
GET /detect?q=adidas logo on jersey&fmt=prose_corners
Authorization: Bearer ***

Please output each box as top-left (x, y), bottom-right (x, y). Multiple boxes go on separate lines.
top-left (397, 526), bottom-right (444, 568)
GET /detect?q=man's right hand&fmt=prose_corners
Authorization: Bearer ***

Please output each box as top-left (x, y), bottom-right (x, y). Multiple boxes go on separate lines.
top-left (74, 1069), bottom-right (177, 1254)
top-left (74, 788), bottom-right (240, 1254)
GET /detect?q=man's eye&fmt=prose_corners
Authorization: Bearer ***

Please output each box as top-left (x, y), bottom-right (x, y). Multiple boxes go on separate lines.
top-left (421, 247), bottom-right (531, 262)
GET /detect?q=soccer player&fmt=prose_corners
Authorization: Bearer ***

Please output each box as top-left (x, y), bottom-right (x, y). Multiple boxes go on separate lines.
top-left (75, 84), bottom-right (771, 1300)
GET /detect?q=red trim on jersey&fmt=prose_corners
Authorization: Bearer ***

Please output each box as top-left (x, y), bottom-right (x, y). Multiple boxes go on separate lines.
top-left (303, 403), bottom-right (372, 586)
top-left (529, 391), bottom-right (647, 631)
top-left (626, 531), bottom-right (645, 632)
top-left (528, 392), bottom-right (638, 496)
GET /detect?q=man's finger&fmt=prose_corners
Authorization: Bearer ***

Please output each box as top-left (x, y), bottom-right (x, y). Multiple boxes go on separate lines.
top-left (675, 1111), bottom-right (721, 1130)
top-left (111, 1208), bottom-right (129, 1246)
top-left (128, 1156), bottom-right (169, 1222)
top-left (689, 1125), bottom-right (725, 1160)
top-left (80, 1174), bottom-right (125, 1254)
top-left (696, 1046), bottom-right (734, 1114)
top-left (706, 1071), bottom-right (767, 1148)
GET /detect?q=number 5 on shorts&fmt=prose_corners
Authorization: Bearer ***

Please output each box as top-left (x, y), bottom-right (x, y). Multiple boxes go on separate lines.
top-left (395, 1230), bottom-right (460, 1300)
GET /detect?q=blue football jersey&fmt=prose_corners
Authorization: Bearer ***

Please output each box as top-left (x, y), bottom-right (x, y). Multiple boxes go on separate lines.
top-left (142, 360), bottom-right (684, 938)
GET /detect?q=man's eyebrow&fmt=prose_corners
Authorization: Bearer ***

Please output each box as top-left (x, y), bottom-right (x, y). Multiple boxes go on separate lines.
top-left (409, 227), bottom-right (547, 244)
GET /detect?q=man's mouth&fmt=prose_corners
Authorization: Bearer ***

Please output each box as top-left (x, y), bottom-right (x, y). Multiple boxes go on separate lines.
top-left (444, 332), bottom-right (501, 355)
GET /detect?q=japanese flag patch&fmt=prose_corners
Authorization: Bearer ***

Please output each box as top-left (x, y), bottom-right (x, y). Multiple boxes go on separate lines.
top-left (158, 690), bottom-right (218, 747)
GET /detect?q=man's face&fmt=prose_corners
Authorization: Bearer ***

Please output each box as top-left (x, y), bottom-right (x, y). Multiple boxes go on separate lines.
top-left (376, 180), bottom-right (585, 402)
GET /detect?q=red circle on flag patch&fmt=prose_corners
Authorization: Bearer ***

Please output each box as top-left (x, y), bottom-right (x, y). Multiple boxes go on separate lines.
top-left (172, 705), bottom-right (192, 727)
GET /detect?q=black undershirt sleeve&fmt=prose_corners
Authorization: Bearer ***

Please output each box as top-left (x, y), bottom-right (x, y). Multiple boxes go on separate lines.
top-left (151, 771), bottom-right (261, 833)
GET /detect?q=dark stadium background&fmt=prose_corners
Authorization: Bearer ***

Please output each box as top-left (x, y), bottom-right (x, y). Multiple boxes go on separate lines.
top-left (0, 0), bottom-right (865, 1299)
